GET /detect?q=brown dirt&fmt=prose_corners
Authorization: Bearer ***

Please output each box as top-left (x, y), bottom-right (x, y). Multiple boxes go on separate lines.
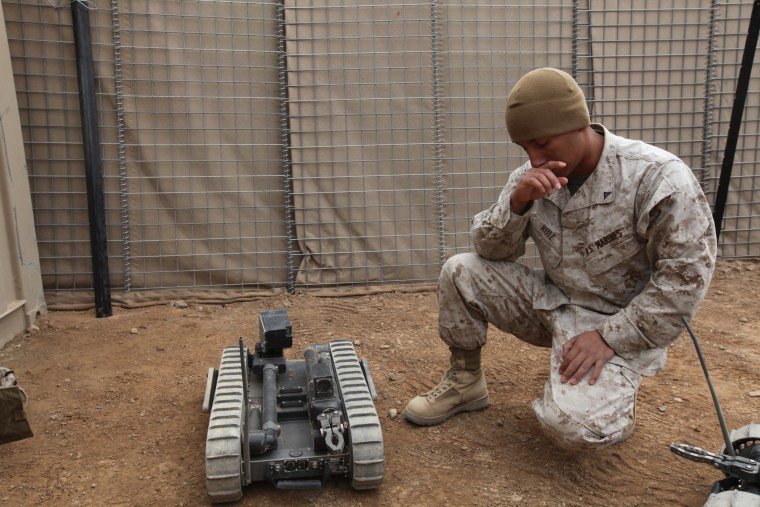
top-left (2, 258), bottom-right (760, 507)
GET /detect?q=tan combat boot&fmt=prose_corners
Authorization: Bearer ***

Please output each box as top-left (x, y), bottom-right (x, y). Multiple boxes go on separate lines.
top-left (403, 347), bottom-right (490, 425)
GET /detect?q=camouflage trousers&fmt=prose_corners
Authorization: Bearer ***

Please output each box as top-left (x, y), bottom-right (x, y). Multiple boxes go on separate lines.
top-left (438, 253), bottom-right (641, 450)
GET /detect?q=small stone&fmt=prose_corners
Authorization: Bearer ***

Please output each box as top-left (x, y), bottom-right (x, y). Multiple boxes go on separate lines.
top-left (388, 372), bottom-right (397, 381)
top-left (173, 300), bottom-right (189, 309)
top-left (130, 328), bottom-right (139, 335)
top-left (28, 324), bottom-right (40, 333)
top-left (354, 340), bottom-right (362, 346)
top-left (388, 408), bottom-right (398, 419)
top-left (739, 316), bottom-right (749, 323)
top-left (749, 390), bottom-right (760, 397)
top-left (658, 406), bottom-right (668, 413)
top-left (674, 397), bottom-right (683, 402)
top-left (496, 419), bottom-right (505, 427)
top-left (379, 344), bottom-right (391, 350)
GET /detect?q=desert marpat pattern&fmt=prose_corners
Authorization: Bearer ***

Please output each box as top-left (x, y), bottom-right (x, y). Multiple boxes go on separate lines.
top-left (468, 123), bottom-right (717, 376)
top-left (432, 124), bottom-right (717, 448)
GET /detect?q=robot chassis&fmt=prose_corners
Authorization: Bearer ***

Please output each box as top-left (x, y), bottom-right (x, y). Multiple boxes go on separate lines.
top-left (671, 319), bottom-right (760, 506)
top-left (202, 309), bottom-right (384, 502)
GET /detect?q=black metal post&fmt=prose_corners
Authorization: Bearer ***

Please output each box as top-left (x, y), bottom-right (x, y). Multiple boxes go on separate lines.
top-left (71, 0), bottom-right (112, 317)
top-left (712, 0), bottom-right (760, 241)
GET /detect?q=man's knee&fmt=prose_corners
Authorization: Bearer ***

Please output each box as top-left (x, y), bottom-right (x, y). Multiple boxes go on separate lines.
top-left (438, 253), bottom-right (488, 305)
top-left (532, 395), bottom-right (634, 451)
top-left (440, 252), bottom-right (481, 281)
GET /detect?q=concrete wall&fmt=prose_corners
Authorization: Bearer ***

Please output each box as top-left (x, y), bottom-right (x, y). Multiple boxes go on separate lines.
top-left (0, 3), bottom-right (46, 348)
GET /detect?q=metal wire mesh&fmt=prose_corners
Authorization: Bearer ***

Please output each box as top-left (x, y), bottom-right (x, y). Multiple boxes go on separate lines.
top-left (707, 0), bottom-right (760, 257)
top-left (4, 0), bottom-right (760, 297)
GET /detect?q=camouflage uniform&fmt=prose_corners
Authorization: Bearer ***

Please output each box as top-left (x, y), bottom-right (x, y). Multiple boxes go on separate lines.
top-left (440, 124), bottom-right (717, 449)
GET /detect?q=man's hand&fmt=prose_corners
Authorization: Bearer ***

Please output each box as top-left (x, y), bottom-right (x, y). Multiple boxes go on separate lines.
top-left (510, 162), bottom-right (569, 214)
top-left (559, 330), bottom-right (614, 385)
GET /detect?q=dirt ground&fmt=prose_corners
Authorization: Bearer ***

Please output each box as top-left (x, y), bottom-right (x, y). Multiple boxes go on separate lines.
top-left (2, 258), bottom-right (760, 507)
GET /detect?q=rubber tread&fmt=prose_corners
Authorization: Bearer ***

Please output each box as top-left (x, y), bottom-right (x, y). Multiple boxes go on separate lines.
top-left (329, 340), bottom-right (384, 489)
top-left (720, 423), bottom-right (760, 454)
top-left (205, 346), bottom-right (246, 503)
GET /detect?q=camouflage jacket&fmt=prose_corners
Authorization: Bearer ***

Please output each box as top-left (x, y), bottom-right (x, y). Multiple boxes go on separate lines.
top-left (471, 124), bottom-right (717, 374)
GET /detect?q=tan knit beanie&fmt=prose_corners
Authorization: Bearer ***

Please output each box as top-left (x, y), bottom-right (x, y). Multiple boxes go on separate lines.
top-left (505, 68), bottom-right (590, 142)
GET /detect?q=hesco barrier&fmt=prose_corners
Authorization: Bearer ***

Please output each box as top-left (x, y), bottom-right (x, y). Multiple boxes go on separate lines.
top-left (2, 1), bottom-right (759, 307)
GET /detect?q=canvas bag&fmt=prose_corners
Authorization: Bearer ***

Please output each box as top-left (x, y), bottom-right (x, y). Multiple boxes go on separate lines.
top-left (0, 368), bottom-right (33, 444)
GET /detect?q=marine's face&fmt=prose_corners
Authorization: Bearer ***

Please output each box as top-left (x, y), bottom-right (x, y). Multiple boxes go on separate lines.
top-left (516, 128), bottom-right (587, 177)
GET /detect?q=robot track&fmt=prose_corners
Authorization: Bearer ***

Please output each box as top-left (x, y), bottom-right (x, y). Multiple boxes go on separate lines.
top-left (329, 340), bottom-right (384, 489)
top-left (205, 345), bottom-right (246, 503)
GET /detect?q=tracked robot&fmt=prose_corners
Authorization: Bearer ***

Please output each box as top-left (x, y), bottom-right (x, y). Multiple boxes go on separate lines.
top-left (202, 309), bottom-right (384, 502)
top-left (670, 318), bottom-right (760, 506)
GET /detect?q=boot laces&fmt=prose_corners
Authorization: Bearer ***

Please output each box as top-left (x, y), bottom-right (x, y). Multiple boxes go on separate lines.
top-left (426, 367), bottom-right (457, 399)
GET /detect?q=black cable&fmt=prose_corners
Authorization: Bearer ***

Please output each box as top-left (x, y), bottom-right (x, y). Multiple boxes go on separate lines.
top-left (681, 316), bottom-right (735, 456)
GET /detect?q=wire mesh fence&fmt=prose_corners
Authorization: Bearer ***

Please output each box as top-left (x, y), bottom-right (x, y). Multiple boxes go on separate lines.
top-left (3, 0), bottom-right (760, 302)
